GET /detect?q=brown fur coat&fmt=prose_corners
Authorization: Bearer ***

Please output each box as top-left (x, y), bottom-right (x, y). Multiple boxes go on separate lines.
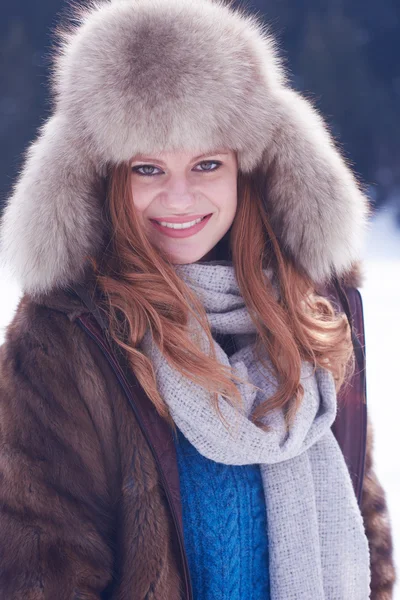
top-left (0, 273), bottom-right (396, 599)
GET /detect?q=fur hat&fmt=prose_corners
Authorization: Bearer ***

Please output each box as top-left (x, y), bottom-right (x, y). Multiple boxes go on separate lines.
top-left (0, 0), bottom-right (371, 296)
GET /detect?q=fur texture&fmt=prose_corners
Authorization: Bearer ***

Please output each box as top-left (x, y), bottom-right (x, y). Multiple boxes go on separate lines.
top-left (0, 283), bottom-right (395, 598)
top-left (0, 0), bottom-right (371, 295)
top-left (362, 419), bottom-right (397, 599)
top-left (0, 291), bottom-right (182, 599)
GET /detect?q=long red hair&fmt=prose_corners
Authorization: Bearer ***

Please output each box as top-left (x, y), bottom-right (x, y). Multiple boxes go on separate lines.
top-left (89, 162), bottom-right (355, 434)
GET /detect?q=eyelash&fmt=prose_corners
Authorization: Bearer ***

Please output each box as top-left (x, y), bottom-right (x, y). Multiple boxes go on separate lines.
top-left (131, 160), bottom-right (222, 177)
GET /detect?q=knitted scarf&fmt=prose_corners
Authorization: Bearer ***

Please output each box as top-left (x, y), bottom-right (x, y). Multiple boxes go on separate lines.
top-left (139, 261), bottom-right (371, 599)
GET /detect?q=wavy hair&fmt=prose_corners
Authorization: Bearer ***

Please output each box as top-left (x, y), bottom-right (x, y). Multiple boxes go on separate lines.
top-left (89, 162), bottom-right (355, 434)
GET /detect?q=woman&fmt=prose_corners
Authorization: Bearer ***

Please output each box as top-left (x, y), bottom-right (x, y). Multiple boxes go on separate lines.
top-left (0, 0), bottom-right (395, 598)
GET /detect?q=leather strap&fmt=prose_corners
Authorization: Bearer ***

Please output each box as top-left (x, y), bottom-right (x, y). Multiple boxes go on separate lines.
top-left (321, 279), bottom-right (368, 504)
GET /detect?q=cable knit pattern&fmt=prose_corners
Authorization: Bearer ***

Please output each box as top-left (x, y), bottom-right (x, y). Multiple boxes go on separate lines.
top-left (174, 426), bottom-right (270, 599)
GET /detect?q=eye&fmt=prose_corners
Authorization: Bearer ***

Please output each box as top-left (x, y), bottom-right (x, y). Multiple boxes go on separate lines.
top-left (131, 165), bottom-right (162, 177)
top-left (130, 160), bottom-right (222, 177)
top-left (195, 161), bottom-right (221, 172)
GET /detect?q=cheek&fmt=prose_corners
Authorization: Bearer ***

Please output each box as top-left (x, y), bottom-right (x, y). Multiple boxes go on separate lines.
top-left (130, 179), bottom-right (153, 214)
top-left (211, 177), bottom-right (237, 213)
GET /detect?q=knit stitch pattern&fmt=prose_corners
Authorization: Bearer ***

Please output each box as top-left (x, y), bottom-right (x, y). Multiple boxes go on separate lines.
top-left (174, 426), bottom-right (270, 599)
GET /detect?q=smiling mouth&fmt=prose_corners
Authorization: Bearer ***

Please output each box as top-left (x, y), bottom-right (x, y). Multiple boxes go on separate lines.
top-left (150, 213), bottom-right (213, 237)
top-left (150, 214), bottom-right (212, 225)
top-left (152, 215), bottom-right (210, 228)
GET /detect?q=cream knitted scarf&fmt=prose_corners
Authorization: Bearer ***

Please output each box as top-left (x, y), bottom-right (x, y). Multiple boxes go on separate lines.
top-left (139, 261), bottom-right (370, 599)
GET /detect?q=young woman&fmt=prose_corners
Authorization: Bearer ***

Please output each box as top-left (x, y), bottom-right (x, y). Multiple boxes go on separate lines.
top-left (0, 0), bottom-right (395, 598)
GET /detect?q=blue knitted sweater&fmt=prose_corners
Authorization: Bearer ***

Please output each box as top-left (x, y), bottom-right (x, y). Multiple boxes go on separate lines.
top-left (173, 426), bottom-right (271, 599)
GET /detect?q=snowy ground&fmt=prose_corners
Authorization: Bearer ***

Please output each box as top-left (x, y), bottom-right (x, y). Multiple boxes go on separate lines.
top-left (0, 205), bottom-right (399, 595)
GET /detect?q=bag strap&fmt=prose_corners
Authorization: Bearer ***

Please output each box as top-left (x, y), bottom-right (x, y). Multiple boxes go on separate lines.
top-left (70, 282), bottom-right (109, 333)
top-left (327, 276), bottom-right (368, 505)
top-left (331, 275), bottom-right (366, 375)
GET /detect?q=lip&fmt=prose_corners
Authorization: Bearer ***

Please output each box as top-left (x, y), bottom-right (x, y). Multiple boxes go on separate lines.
top-left (150, 213), bottom-right (213, 238)
top-left (150, 214), bottom-right (210, 223)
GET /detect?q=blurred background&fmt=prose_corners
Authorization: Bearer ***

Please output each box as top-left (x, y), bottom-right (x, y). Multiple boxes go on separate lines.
top-left (1, 0), bottom-right (399, 595)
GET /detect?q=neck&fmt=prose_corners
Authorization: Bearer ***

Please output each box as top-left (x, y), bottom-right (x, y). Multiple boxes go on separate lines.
top-left (197, 247), bottom-right (217, 262)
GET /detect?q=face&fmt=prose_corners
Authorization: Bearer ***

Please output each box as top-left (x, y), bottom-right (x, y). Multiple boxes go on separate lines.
top-left (129, 147), bottom-right (238, 264)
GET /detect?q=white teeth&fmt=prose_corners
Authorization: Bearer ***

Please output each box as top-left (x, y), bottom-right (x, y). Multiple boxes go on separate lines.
top-left (156, 216), bottom-right (205, 229)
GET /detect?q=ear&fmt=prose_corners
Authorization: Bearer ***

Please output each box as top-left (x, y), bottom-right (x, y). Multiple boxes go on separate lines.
top-left (260, 87), bottom-right (371, 285)
top-left (0, 113), bottom-right (107, 297)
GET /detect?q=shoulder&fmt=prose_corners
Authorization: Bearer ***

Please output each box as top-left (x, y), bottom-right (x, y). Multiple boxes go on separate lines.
top-left (1, 289), bottom-right (89, 380)
top-left (0, 286), bottom-right (123, 488)
top-left (0, 288), bottom-right (112, 429)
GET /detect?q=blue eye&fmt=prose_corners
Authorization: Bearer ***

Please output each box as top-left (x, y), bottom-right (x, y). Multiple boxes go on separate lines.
top-left (131, 160), bottom-right (222, 177)
top-left (195, 161), bottom-right (221, 172)
top-left (131, 165), bottom-right (162, 176)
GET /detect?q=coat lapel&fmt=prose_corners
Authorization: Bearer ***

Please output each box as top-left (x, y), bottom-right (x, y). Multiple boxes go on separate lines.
top-left (72, 284), bottom-right (194, 600)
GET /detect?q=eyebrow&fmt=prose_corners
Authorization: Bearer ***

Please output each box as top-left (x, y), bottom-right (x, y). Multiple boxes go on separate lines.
top-left (131, 149), bottom-right (230, 163)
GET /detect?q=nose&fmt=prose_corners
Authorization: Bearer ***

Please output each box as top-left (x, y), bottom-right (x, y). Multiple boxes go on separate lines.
top-left (160, 177), bottom-right (197, 213)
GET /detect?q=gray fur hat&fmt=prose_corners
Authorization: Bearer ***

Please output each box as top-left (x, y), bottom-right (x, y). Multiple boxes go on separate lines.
top-left (0, 0), bottom-right (370, 296)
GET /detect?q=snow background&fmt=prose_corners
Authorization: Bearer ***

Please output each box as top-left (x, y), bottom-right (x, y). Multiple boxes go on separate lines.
top-left (0, 205), bottom-right (399, 596)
